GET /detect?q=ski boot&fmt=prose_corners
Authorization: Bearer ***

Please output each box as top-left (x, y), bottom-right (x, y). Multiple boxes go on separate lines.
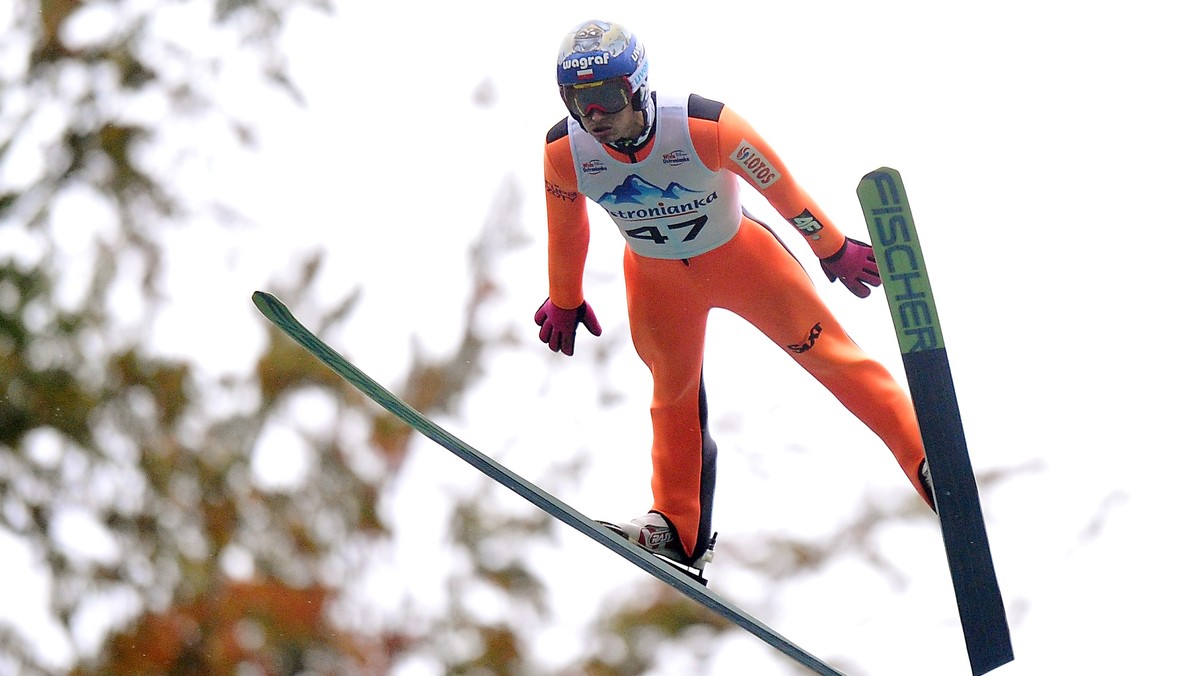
top-left (598, 512), bottom-right (718, 586)
top-left (919, 458), bottom-right (937, 513)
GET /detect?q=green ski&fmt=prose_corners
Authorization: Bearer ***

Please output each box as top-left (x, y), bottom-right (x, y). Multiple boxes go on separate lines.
top-left (856, 168), bottom-right (1014, 675)
top-left (251, 291), bottom-right (844, 675)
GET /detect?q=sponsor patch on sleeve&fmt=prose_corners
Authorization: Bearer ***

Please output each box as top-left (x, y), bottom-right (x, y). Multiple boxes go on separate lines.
top-left (789, 209), bottom-right (824, 239)
top-left (730, 140), bottom-right (781, 188)
top-left (545, 181), bottom-right (578, 202)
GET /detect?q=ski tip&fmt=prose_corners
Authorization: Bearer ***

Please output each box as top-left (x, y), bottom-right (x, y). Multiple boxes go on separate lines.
top-left (251, 290), bottom-right (284, 318)
top-left (861, 166), bottom-right (900, 181)
top-left (251, 290), bottom-right (269, 311)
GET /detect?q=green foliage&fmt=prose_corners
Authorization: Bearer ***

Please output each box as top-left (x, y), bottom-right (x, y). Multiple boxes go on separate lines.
top-left (1, 0), bottom-right (405, 672)
top-left (0, 263), bottom-right (94, 448)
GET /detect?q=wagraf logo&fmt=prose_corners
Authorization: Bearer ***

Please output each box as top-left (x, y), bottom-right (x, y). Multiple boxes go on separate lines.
top-left (561, 52), bottom-right (611, 72)
top-left (730, 140), bottom-right (780, 188)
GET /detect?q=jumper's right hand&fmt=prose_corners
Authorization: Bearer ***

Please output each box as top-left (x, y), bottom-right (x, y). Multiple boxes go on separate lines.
top-left (819, 237), bottom-right (882, 299)
top-left (534, 298), bottom-right (602, 356)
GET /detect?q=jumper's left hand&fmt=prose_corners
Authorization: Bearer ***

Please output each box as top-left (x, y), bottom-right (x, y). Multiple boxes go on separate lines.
top-left (820, 237), bottom-right (881, 298)
top-left (534, 298), bottom-right (602, 356)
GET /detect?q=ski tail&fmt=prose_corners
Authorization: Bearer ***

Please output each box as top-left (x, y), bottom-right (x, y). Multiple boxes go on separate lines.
top-left (856, 168), bottom-right (1014, 675)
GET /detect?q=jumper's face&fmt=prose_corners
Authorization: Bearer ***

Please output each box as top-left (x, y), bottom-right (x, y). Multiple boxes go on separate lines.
top-left (578, 103), bottom-right (643, 143)
top-left (577, 100), bottom-right (643, 144)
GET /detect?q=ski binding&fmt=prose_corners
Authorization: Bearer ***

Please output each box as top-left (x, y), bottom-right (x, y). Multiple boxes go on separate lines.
top-left (597, 522), bottom-right (718, 586)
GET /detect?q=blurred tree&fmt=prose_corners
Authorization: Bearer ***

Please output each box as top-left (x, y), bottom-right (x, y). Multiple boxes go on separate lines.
top-left (0, 0), bottom-right (420, 672)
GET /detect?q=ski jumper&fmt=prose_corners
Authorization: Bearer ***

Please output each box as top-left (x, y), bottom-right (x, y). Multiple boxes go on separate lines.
top-left (543, 93), bottom-right (930, 558)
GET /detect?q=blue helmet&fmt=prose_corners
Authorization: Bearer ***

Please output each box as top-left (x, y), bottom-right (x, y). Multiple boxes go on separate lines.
top-left (556, 20), bottom-right (650, 117)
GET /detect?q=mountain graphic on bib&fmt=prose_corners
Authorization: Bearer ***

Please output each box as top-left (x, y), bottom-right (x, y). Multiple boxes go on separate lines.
top-left (597, 175), bottom-right (706, 206)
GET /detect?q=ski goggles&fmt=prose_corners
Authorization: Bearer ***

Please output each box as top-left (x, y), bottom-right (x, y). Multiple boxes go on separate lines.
top-left (562, 78), bottom-right (632, 117)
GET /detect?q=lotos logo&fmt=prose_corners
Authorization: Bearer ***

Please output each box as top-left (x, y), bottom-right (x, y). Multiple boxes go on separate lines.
top-left (730, 140), bottom-right (780, 188)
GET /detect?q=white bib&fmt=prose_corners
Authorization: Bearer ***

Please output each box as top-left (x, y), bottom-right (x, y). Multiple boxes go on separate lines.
top-left (569, 95), bottom-right (741, 259)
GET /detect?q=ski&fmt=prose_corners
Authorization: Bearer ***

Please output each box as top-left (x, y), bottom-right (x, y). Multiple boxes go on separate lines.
top-left (856, 168), bottom-right (1014, 675)
top-left (251, 291), bottom-right (845, 676)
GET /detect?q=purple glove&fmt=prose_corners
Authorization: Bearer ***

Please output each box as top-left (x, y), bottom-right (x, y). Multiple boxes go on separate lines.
top-left (820, 237), bottom-right (882, 298)
top-left (534, 298), bottom-right (602, 356)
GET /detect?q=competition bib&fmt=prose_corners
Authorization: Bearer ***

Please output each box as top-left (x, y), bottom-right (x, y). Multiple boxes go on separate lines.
top-left (569, 95), bottom-right (741, 259)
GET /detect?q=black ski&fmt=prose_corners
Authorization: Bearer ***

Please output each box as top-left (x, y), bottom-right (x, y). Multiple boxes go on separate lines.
top-left (251, 291), bottom-right (845, 676)
top-left (856, 168), bottom-right (1014, 675)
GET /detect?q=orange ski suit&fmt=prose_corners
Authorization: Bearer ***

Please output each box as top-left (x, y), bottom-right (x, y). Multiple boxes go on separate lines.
top-left (543, 93), bottom-right (930, 558)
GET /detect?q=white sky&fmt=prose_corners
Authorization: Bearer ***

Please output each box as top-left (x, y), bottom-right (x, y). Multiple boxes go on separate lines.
top-left (5, 1), bottom-right (1199, 674)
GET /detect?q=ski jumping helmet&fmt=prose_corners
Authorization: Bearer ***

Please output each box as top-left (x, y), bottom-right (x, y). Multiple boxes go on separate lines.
top-left (556, 20), bottom-right (649, 121)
